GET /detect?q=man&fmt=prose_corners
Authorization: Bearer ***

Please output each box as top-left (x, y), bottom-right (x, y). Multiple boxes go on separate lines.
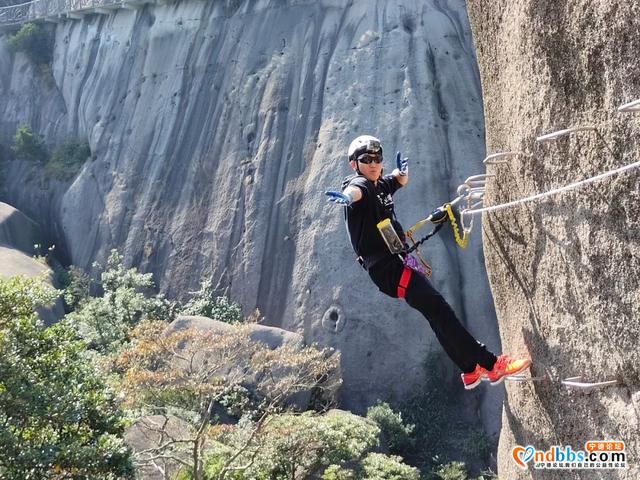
top-left (325, 135), bottom-right (531, 389)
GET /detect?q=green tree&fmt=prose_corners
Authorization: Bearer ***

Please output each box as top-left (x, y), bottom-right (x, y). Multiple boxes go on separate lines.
top-left (366, 402), bottom-right (415, 455)
top-left (45, 138), bottom-right (91, 180)
top-left (64, 250), bottom-right (175, 352)
top-left (432, 460), bottom-right (469, 480)
top-left (360, 452), bottom-right (420, 480)
top-left (181, 278), bottom-right (244, 323)
top-left (0, 275), bottom-right (134, 479)
top-left (116, 321), bottom-right (341, 480)
top-left (8, 22), bottom-right (52, 65)
top-left (11, 124), bottom-right (48, 163)
top-left (204, 410), bottom-right (381, 480)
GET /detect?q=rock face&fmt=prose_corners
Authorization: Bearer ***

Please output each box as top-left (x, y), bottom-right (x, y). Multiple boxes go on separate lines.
top-left (0, 202), bottom-right (64, 324)
top-left (0, 0), bottom-right (501, 417)
top-left (0, 202), bottom-right (40, 255)
top-left (466, 1), bottom-right (640, 478)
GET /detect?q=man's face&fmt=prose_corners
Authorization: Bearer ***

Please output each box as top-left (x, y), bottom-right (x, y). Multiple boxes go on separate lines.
top-left (353, 153), bottom-right (383, 181)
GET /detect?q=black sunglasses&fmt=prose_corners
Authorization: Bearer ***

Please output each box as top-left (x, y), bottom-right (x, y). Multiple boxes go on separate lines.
top-left (356, 153), bottom-right (383, 164)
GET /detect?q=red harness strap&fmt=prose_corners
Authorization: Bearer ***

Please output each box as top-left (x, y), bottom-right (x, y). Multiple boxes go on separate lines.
top-left (397, 266), bottom-right (413, 299)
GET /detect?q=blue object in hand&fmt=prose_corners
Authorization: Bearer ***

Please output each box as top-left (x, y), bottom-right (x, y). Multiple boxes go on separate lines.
top-left (396, 151), bottom-right (408, 176)
top-left (325, 191), bottom-right (353, 206)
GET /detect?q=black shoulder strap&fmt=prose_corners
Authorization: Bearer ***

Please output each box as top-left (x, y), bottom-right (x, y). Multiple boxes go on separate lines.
top-left (341, 174), bottom-right (373, 264)
top-left (341, 173), bottom-right (358, 190)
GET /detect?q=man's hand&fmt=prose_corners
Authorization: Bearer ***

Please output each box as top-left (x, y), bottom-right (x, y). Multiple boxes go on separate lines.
top-left (325, 190), bottom-right (354, 206)
top-left (396, 151), bottom-right (408, 176)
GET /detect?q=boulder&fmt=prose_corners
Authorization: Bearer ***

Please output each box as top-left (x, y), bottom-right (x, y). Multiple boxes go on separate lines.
top-left (0, 245), bottom-right (64, 325)
top-left (168, 315), bottom-right (313, 409)
top-left (0, 202), bottom-right (41, 255)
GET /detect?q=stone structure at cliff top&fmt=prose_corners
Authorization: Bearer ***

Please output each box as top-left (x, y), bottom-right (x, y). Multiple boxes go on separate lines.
top-left (0, 0), bottom-right (501, 421)
top-left (467, 1), bottom-right (640, 478)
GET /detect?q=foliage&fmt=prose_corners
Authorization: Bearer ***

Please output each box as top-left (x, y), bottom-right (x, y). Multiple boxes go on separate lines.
top-left (366, 402), bottom-right (415, 455)
top-left (462, 429), bottom-right (494, 464)
top-left (0, 275), bottom-right (134, 479)
top-left (181, 278), bottom-right (244, 323)
top-left (7, 22), bottom-right (52, 65)
top-left (393, 353), bottom-right (497, 477)
top-left (360, 452), bottom-right (420, 480)
top-left (59, 265), bottom-right (92, 310)
top-left (11, 124), bottom-right (48, 163)
top-left (322, 452), bottom-right (420, 480)
top-left (202, 410), bottom-right (380, 480)
top-left (64, 250), bottom-right (175, 353)
top-left (322, 464), bottom-right (357, 480)
top-left (432, 460), bottom-right (469, 480)
top-left (115, 321), bottom-right (341, 479)
top-left (45, 138), bottom-right (91, 180)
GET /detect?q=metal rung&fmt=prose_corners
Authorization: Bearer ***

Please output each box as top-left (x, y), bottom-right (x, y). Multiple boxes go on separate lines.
top-left (464, 174), bottom-right (494, 183)
top-left (468, 190), bottom-right (485, 200)
top-left (457, 185), bottom-right (482, 197)
top-left (483, 152), bottom-right (527, 164)
top-left (504, 374), bottom-right (547, 382)
top-left (457, 184), bottom-right (487, 197)
top-left (536, 126), bottom-right (597, 142)
top-left (561, 376), bottom-right (619, 392)
top-left (618, 99), bottom-right (640, 113)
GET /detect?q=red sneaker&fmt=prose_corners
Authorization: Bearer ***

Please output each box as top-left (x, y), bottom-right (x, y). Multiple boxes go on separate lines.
top-left (461, 364), bottom-right (488, 390)
top-left (486, 354), bottom-right (531, 385)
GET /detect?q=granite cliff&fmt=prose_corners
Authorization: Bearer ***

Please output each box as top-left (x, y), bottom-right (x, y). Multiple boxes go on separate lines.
top-left (467, 1), bottom-right (640, 478)
top-left (0, 0), bottom-right (501, 422)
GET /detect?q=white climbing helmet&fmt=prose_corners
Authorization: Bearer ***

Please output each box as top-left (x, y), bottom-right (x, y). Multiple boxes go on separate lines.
top-left (348, 135), bottom-right (383, 162)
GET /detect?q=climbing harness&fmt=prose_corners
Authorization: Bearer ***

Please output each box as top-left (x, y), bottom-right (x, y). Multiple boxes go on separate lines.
top-left (396, 266), bottom-right (412, 299)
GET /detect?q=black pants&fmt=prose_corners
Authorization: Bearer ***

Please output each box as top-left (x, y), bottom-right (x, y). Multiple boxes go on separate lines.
top-left (368, 256), bottom-right (497, 373)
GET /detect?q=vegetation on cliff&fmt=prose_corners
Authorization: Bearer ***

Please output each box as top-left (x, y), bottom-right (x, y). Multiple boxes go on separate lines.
top-left (0, 253), bottom-right (493, 479)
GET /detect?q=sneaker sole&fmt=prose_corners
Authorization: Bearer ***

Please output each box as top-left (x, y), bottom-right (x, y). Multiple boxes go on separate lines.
top-left (463, 377), bottom-right (483, 390)
top-left (489, 360), bottom-right (532, 386)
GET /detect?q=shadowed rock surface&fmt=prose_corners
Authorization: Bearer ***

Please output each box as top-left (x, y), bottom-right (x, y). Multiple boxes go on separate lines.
top-left (0, 202), bottom-right (64, 324)
top-left (0, 0), bottom-right (501, 425)
top-left (467, 1), bottom-right (640, 478)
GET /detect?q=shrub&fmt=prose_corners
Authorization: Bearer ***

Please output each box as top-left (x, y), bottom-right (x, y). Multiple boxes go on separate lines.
top-left (11, 124), bottom-right (48, 163)
top-left (64, 250), bottom-right (175, 352)
top-left (59, 265), bottom-right (92, 309)
top-left (361, 452), bottom-right (420, 480)
top-left (397, 353), bottom-right (496, 477)
top-left (180, 277), bottom-right (244, 323)
top-left (0, 275), bottom-right (134, 479)
top-left (45, 138), bottom-right (91, 180)
top-left (433, 460), bottom-right (469, 480)
top-left (202, 410), bottom-right (380, 480)
top-left (462, 429), bottom-right (494, 464)
top-left (117, 324), bottom-right (341, 479)
top-left (8, 22), bottom-right (52, 65)
top-left (366, 402), bottom-right (415, 455)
